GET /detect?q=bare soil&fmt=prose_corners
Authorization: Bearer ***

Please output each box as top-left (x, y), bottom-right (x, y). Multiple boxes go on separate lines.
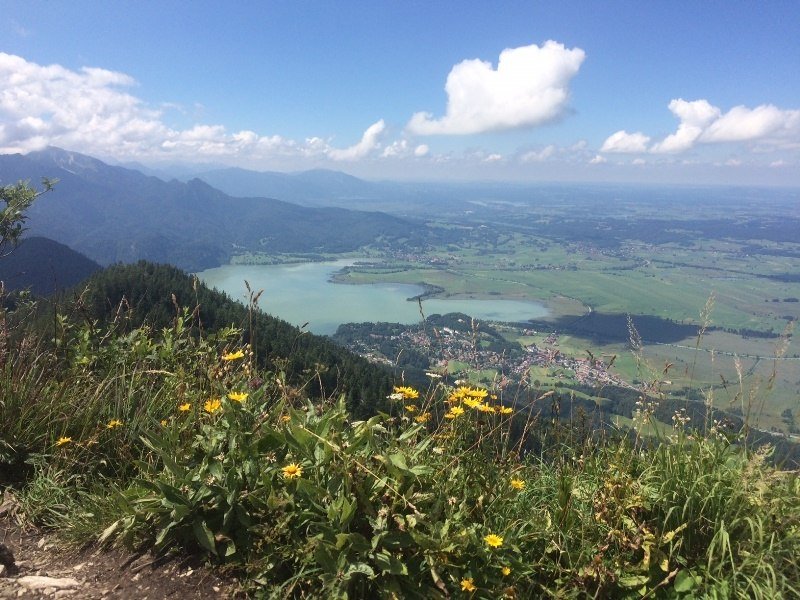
top-left (0, 499), bottom-right (236, 599)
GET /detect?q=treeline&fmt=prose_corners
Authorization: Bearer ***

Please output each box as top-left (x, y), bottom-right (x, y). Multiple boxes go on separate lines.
top-left (527, 312), bottom-right (699, 344)
top-left (424, 312), bottom-right (523, 356)
top-left (333, 322), bottom-right (431, 371)
top-left (332, 312), bottom-right (522, 370)
top-left (527, 311), bottom-right (782, 343)
top-left (48, 261), bottom-right (395, 417)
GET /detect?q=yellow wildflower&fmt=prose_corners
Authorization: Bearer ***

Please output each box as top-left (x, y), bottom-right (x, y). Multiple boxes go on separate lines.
top-left (447, 406), bottom-right (465, 418)
top-left (467, 387), bottom-right (489, 399)
top-left (393, 386), bottom-right (419, 400)
top-left (282, 463), bottom-right (303, 479)
top-left (178, 402), bottom-right (191, 412)
top-left (280, 414), bottom-right (291, 423)
top-left (460, 578), bottom-right (476, 592)
top-left (106, 419), bottom-right (123, 429)
top-left (477, 403), bottom-right (494, 413)
top-left (404, 404), bottom-right (418, 413)
top-left (463, 397), bottom-right (481, 409)
top-left (160, 419), bottom-right (168, 427)
top-left (501, 566), bottom-right (511, 576)
top-left (415, 412), bottom-right (432, 423)
top-left (496, 406), bottom-right (513, 415)
top-left (222, 349), bottom-right (245, 361)
top-left (203, 398), bottom-right (222, 413)
top-left (56, 436), bottom-right (72, 446)
top-left (484, 533), bottom-right (504, 548)
top-left (228, 391), bottom-right (249, 402)
top-left (510, 478), bottom-right (526, 491)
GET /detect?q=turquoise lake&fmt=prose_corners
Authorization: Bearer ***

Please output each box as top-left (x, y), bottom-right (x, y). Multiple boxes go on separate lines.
top-left (197, 260), bottom-right (548, 335)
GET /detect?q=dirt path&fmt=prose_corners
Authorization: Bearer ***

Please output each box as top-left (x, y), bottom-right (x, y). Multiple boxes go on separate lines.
top-left (0, 496), bottom-right (235, 599)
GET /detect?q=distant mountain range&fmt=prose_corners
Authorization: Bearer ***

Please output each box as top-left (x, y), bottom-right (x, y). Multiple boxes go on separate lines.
top-left (0, 148), bottom-right (418, 271)
top-left (194, 167), bottom-right (384, 207)
top-left (192, 166), bottom-right (535, 213)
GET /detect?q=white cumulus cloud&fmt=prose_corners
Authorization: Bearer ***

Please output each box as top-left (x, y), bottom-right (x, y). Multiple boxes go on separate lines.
top-left (701, 104), bottom-right (800, 143)
top-left (406, 40), bottom-right (585, 135)
top-left (600, 130), bottom-right (651, 153)
top-left (328, 119), bottom-right (386, 161)
top-left (0, 52), bottom-right (391, 165)
top-left (650, 99), bottom-right (720, 153)
top-left (0, 52), bottom-right (163, 155)
top-left (520, 145), bottom-right (556, 162)
top-left (381, 138), bottom-right (429, 159)
top-left (382, 139), bottom-right (409, 158)
top-left (605, 98), bottom-right (800, 156)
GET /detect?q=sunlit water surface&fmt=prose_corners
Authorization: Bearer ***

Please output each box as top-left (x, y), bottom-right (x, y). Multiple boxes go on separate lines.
top-left (198, 260), bottom-right (548, 335)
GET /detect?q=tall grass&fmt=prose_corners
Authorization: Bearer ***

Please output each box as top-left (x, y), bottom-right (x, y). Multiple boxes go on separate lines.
top-left (1, 297), bottom-right (798, 598)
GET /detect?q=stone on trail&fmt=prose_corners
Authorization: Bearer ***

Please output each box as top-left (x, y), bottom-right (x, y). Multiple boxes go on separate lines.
top-left (16, 575), bottom-right (82, 590)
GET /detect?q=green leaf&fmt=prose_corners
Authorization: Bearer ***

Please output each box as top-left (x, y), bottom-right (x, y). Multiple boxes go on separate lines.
top-left (296, 478), bottom-right (327, 504)
top-left (139, 433), bottom-right (182, 478)
top-left (336, 532), bottom-right (370, 553)
top-left (618, 574), bottom-right (649, 589)
top-left (372, 550), bottom-right (408, 575)
top-left (397, 424), bottom-right (423, 442)
top-left (155, 482), bottom-right (189, 508)
top-left (256, 430), bottom-right (286, 453)
top-left (207, 460), bottom-right (224, 482)
top-left (287, 425), bottom-right (314, 454)
top-left (97, 520), bottom-right (119, 545)
top-left (171, 504), bottom-right (190, 521)
top-left (154, 522), bottom-right (175, 547)
top-left (314, 544), bottom-right (338, 573)
top-left (387, 452), bottom-right (408, 470)
top-left (673, 570), bottom-right (697, 593)
top-left (410, 465), bottom-right (433, 476)
top-left (344, 562), bottom-right (375, 579)
top-left (223, 540), bottom-right (237, 558)
top-left (192, 519), bottom-right (218, 556)
top-left (376, 530), bottom-right (414, 550)
top-left (662, 523), bottom-right (687, 543)
top-left (328, 494), bottom-right (356, 528)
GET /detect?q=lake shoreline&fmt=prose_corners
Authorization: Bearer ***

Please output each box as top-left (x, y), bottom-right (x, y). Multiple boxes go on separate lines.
top-left (198, 260), bottom-right (549, 336)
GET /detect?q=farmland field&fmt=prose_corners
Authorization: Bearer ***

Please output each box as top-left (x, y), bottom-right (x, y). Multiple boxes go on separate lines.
top-left (326, 186), bottom-right (800, 432)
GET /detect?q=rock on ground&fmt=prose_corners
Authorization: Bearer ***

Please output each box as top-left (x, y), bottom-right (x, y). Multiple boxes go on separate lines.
top-left (0, 510), bottom-right (235, 599)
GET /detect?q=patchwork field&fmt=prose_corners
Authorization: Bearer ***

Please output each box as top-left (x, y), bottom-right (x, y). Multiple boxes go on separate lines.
top-left (332, 191), bottom-right (800, 432)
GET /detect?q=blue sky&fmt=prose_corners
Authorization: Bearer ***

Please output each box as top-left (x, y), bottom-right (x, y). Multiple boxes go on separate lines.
top-left (1, 1), bottom-right (798, 185)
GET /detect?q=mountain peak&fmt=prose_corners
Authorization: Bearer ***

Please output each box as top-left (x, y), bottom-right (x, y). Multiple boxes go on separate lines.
top-left (28, 147), bottom-right (106, 174)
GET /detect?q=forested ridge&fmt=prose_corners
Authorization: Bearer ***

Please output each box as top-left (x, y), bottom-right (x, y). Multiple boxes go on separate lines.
top-left (0, 148), bottom-right (420, 271)
top-left (54, 261), bottom-right (395, 417)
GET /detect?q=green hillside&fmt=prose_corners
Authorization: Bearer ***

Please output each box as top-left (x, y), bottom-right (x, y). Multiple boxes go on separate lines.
top-left (61, 261), bottom-right (395, 417)
top-left (2, 181), bottom-right (799, 598)
top-left (0, 148), bottom-right (420, 271)
top-left (0, 236), bottom-right (101, 296)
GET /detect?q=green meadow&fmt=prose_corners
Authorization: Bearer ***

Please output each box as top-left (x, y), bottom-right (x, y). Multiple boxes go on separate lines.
top-left (335, 223), bottom-right (800, 430)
